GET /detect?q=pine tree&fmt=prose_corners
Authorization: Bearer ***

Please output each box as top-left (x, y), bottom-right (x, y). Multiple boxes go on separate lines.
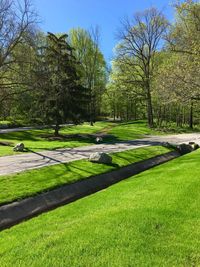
top-left (34, 32), bottom-right (88, 136)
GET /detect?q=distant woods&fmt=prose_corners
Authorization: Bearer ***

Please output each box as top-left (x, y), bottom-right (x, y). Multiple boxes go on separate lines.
top-left (0, 0), bottom-right (199, 132)
top-left (105, 0), bottom-right (200, 129)
top-left (0, 0), bottom-right (107, 135)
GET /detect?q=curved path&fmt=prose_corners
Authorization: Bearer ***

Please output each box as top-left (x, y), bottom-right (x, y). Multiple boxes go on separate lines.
top-left (0, 133), bottom-right (200, 176)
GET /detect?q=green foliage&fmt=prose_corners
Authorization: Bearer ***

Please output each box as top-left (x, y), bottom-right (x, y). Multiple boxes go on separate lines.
top-left (34, 32), bottom-right (88, 135)
top-left (153, 1), bottom-right (200, 128)
top-left (69, 28), bottom-right (107, 124)
top-left (105, 8), bottom-right (168, 127)
top-left (104, 59), bottom-right (145, 121)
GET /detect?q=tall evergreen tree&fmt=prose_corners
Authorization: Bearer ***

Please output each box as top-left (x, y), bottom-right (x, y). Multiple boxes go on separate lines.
top-left (34, 32), bottom-right (88, 136)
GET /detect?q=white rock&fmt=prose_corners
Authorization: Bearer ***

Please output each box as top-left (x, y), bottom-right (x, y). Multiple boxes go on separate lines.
top-left (96, 136), bottom-right (103, 143)
top-left (13, 143), bottom-right (25, 152)
top-left (89, 152), bottom-right (112, 164)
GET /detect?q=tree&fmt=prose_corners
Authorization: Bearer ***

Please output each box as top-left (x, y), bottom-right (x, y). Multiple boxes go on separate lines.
top-left (69, 27), bottom-right (107, 125)
top-left (154, 0), bottom-right (200, 129)
top-left (34, 32), bottom-right (88, 136)
top-left (104, 59), bottom-right (145, 121)
top-left (116, 8), bottom-right (168, 127)
top-left (0, 0), bottom-right (37, 104)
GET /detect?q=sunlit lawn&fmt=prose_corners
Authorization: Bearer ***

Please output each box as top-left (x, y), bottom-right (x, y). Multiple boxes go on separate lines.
top-left (0, 122), bottom-right (112, 156)
top-left (0, 146), bottom-right (170, 205)
top-left (108, 120), bottom-right (159, 140)
top-left (0, 149), bottom-right (199, 266)
top-left (0, 120), bottom-right (159, 157)
top-left (1, 119), bottom-right (196, 157)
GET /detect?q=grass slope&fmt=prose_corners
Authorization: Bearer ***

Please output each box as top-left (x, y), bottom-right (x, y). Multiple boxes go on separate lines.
top-left (108, 120), bottom-right (158, 140)
top-left (0, 149), bottom-right (200, 266)
top-left (0, 146), bottom-right (170, 205)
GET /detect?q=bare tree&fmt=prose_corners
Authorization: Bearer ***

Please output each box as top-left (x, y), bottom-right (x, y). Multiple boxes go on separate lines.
top-left (0, 0), bottom-right (37, 103)
top-left (116, 8), bottom-right (168, 127)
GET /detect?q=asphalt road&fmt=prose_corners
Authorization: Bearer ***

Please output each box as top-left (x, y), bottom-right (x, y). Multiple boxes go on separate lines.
top-left (0, 124), bottom-right (73, 134)
top-left (0, 133), bottom-right (200, 176)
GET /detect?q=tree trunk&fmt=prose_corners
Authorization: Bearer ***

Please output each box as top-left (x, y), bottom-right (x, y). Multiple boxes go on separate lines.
top-left (146, 84), bottom-right (154, 128)
top-left (134, 101), bottom-right (137, 120)
top-left (54, 123), bottom-right (60, 136)
top-left (113, 103), bottom-right (116, 121)
top-left (189, 101), bottom-right (193, 129)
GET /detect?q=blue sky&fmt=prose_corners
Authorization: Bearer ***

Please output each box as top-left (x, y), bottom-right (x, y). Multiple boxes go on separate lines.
top-left (34, 0), bottom-right (174, 63)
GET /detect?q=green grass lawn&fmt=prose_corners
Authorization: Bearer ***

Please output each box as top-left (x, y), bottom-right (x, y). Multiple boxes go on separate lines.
top-left (0, 120), bottom-right (159, 157)
top-left (0, 149), bottom-right (199, 267)
top-left (108, 120), bottom-right (159, 140)
top-left (0, 146), bottom-right (170, 205)
top-left (0, 119), bottom-right (198, 157)
top-left (0, 122), bottom-right (113, 157)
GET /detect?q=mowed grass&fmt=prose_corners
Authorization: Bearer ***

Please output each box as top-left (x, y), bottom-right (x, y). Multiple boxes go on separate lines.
top-left (0, 120), bottom-right (163, 157)
top-left (0, 119), bottom-right (199, 157)
top-left (0, 149), bottom-right (200, 267)
top-left (108, 120), bottom-right (158, 140)
top-left (0, 122), bottom-right (113, 156)
top-left (0, 146), bottom-right (170, 205)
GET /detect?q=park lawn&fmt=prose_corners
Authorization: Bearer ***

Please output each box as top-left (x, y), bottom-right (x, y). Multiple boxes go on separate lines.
top-left (108, 120), bottom-right (160, 140)
top-left (108, 120), bottom-right (200, 140)
top-left (1, 120), bottom-right (199, 157)
top-left (0, 146), bottom-right (170, 205)
top-left (0, 150), bottom-right (199, 266)
top-left (0, 121), bottom-right (113, 157)
top-left (0, 120), bottom-right (158, 157)
top-left (1, 119), bottom-right (196, 157)
top-left (0, 120), bottom-right (165, 157)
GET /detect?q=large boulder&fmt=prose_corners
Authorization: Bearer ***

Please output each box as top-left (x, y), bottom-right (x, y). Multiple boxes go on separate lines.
top-left (13, 143), bottom-right (25, 152)
top-left (177, 143), bottom-right (193, 155)
top-left (89, 152), bottom-right (112, 164)
top-left (177, 142), bottom-right (199, 155)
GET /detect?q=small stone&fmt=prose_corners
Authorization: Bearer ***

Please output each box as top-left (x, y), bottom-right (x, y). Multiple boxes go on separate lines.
top-left (96, 137), bottom-right (103, 143)
top-left (13, 143), bottom-right (25, 152)
top-left (89, 152), bottom-right (112, 164)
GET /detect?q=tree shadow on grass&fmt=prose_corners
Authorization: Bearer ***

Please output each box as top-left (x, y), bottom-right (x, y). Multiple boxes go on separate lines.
top-left (0, 131), bottom-right (40, 141)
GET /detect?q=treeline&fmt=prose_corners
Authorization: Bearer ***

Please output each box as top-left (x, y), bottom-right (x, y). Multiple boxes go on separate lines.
top-left (0, 0), bottom-right (199, 132)
top-left (105, 0), bottom-right (200, 129)
top-left (0, 0), bottom-right (107, 135)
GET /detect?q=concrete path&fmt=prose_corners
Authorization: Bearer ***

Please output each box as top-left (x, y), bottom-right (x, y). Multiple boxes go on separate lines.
top-left (0, 133), bottom-right (200, 176)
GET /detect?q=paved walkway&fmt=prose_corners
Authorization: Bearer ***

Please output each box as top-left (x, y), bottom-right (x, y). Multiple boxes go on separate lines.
top-left (0, 133), bottom-right (200, 176)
